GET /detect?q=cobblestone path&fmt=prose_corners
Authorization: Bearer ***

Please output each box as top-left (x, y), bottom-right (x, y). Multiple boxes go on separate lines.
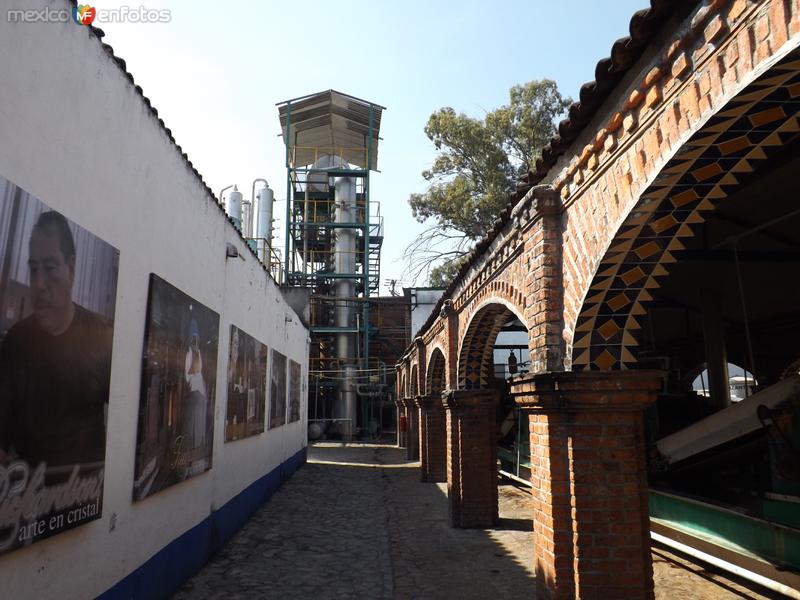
top-left (173, 443), bottom-right (776, 599)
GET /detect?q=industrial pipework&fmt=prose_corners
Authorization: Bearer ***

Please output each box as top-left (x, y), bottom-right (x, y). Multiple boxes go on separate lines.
top-left (277, 90), bottom-right (385, 442)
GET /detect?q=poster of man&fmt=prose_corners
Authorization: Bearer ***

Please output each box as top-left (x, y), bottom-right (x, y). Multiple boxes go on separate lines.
top-left (288, 360), bottom-right (302, 423)
top-left (0, 174), bottom-right (119, 556)
top-left (269, 350), bottom-right (287, 429)
top-left (225, 325), bottom-right (267, 441)
top-left (133, 274), bottom-right (219, 501)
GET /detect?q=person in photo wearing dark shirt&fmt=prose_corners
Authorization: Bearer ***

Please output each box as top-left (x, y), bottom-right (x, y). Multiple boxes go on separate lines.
top-left (0, 211), bottom-right (112, 469)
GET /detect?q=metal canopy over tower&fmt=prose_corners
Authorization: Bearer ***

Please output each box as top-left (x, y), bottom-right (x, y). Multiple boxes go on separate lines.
top-left (277, 90), bottom-right (385, 441)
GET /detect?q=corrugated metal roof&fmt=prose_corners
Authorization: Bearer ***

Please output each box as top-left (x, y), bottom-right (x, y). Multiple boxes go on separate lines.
top-left (277, 90), bottom-right (384, 170)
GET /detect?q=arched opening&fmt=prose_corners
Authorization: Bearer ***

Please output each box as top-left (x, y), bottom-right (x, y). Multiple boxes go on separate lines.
top-left (458, 302), bottom-right (526, 389)
top-left (570, 51), bottom-right (800, 583)
top-left (459, 304), bottom-right (534, 484)
top-left (426, 347), bottom-right (446, 395)
top-left (419, 348), bottom-right (448, 483)
top-left (689, 362), bottom-right (756, 401)
top-left (405, 364), bottom-right (420, 461)
top-left (449, 301), bottom-right (529, 527)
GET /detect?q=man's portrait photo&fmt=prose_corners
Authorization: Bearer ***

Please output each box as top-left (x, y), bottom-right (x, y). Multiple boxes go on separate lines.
top-left (0, 175), bottom-right (119, 555)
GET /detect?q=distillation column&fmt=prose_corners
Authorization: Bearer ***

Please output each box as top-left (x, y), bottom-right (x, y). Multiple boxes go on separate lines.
top-left (334, 175), bottom-right (357, 440)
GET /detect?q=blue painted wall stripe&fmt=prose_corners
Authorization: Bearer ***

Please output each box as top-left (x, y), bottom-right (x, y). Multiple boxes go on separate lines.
top-left (98, 446), bottom-right (307, 600)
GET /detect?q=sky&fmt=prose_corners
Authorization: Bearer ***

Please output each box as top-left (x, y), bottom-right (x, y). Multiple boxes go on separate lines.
top-left (95, 0), bottom-right (647, 295)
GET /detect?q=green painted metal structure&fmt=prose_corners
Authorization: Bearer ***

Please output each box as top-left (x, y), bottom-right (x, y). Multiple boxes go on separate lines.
top-left (276, 91), bottom-right (385, 435)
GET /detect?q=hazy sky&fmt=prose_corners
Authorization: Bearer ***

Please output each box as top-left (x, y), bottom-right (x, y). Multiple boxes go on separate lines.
top-left (96, 0), bottom-right (647, 294)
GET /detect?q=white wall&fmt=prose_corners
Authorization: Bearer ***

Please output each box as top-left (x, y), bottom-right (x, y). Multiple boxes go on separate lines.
top-left (0, 3), bottom-right (309, 598)
top-left (407, 288), bottom-right (445, 339)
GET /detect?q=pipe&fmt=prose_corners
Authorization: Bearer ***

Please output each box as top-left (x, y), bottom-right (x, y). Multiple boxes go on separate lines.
top-left (219, 184), bottom-right (234, 208)
top-left (242, 200), bottom-right (252, 238)
top-left (335, 176), bottom-right (356, 360)
top-left (303, 181), bottom-right (310, 273)
top-left (334, 174), bottom-right (356, 440)
top-left (651, 531), bottom-right (800, 599)
top-left (251, 178), bottom-right (267, 215)
top-left (341, 365), bottom-right (357, 440)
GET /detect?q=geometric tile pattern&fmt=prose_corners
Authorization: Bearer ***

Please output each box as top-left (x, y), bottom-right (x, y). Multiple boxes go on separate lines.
top-left (459, 304), bottom-right (514, 388)
top-left (573, 50), bottom-right (800, 371)
top-left (426, 348), bottom-right (447, 395)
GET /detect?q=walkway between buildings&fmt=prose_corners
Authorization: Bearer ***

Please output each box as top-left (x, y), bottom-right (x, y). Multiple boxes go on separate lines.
top-left (173, 443), bottom-right (776, 600)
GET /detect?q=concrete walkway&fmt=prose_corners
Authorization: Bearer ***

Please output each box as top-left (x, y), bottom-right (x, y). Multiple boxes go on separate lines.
top-left (173, 443), bottom-right (775, 599)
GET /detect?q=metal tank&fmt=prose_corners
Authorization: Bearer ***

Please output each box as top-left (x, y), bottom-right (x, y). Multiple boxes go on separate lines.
top-left (334, 175), bottom-right (357, 438)
top-left (254, 180), bottom-right (274, 264)
top-left (226, 186), bottom-right (243, 231)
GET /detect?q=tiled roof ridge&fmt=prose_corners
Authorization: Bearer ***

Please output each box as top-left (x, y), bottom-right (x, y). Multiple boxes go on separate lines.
top-left (67, 0), bottom-right (271, 273)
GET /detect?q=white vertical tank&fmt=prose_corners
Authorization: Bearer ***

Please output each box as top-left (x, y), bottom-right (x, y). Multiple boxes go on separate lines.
top-left (256, 183), bottom-right (274, 261)
top-left (334, 175), bottom-right (357, 440)
top-left (227, 186), bottom-right (243, 231)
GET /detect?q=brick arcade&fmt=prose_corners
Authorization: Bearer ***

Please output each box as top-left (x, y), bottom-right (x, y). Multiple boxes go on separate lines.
top-left (397, 1), bottom-right (800, 598)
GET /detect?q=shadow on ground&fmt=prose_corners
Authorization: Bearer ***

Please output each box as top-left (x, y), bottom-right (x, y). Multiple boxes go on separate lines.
top-left (373, 444), bottom-right (536, 599)
top-left (172, 443), bottom-right (535, 600)
top-left (173, 442), bottom-right (778, 600)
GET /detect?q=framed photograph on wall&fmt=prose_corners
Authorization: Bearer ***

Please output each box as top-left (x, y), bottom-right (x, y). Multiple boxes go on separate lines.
top-left (269, 350), bottom-right (287, 429)
top-left (0, 174), bottom-right (119, 554)
top-left (133, 274), bottom-right (219, 501)
top-left (288, 359), bottom-right (301, 423)
top-left (225, 325), bottom-right (267, 441)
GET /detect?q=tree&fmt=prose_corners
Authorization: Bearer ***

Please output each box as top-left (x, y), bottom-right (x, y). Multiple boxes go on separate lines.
top-left (403, 79), bottom-right (572, 286)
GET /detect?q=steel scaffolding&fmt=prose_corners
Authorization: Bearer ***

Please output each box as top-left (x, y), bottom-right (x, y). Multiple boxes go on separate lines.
top-left (277, 90), bottom-right (385, 439)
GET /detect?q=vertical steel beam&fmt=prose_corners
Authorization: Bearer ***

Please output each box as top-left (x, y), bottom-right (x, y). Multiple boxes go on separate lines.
top-left (284, 102), bottom-right (292, 285)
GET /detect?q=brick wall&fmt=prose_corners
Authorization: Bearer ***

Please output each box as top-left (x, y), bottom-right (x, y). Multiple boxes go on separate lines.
top-left (513, 371), bottom-right (661, 599)
top-left (392, 3), bottom-right (800, 596)
top-left (443, 390), bottom-right (498, 528)
top-left (557, 0), bottom-right (800, 367)
top-left (396, 0), bottom-right (800, 380)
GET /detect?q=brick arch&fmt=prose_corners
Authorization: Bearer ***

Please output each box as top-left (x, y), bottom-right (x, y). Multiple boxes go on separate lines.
top-left (458, 298), bottom-right (526, 389)
top-left (571, 50), bottom-right (800, 371)
top-left (399, 373), bottom-right (406, 398)
top-left (459, 278), bottom-right (526, 320)
top-left (426, 346), bottom-right (447, 394)
top-left (410, 364), bottom-right (419, 397)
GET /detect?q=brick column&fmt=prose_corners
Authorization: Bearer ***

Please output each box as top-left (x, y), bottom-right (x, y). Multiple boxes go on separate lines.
top-left (415, 395), bottom-right (447, 482)
top-left (511, 371), bottom-right (662, 600)
top-left (395, 399), bottom-right (406, 449)
top-left (442, 389), bottom-right (499, 528)
top-left (406, 400), bottom-right (420, 461)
